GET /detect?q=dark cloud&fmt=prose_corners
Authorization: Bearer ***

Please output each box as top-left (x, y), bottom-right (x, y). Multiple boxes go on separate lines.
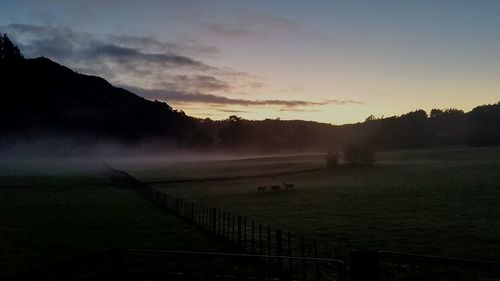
top-left (218, 109), bottom-right (252, 114)
top-left (280, 86), bottom-right (304, 93)
top-left (84, 44), bottom-right (209, 69)
top-left (200, 23), bottom-right (253, 38)
top-left (1, 24), bottom-right (215, 69)
top-left (0, 23), bottom-right (254, 93)
top-left (199, 14), bottom-right (300, 40)
top-left (163, 75), bottom-right (231, 92)
top-left (108, 34), bottom-right (220, 57)
top-left (326, 99), bottom-right (366, 105)
top-left (1, 22), bottom-right (362, 113)
top-left (279, 108), bottom-right (320, 112)
top-left (124, 86), bottom-right (365, 108)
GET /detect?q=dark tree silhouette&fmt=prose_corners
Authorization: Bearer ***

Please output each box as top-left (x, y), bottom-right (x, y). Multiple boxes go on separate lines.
top-left (325, 151), bottom-right (341, 168)
top-left (342, 144), bottom-right (376, 166)
top-left (217, 115), bottom-right (252, 148)
top-left (0, 34), bottom-right (23, 61)
top-left (467, 103), bottom-right (500, 147)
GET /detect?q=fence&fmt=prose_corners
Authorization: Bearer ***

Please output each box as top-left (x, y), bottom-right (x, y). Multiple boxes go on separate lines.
top-left (106, 167), bottom-right (500, 281)
top-left (127, 249), bottom-right (347, 281)
top-left (133, 182), bottom-right (344, 280)
top-left (3, 248), bottom-right (347, 281)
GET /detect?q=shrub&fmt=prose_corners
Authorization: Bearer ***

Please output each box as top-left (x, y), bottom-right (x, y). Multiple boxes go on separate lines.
top-left (325, 152), bottom-right (341, 168)
top-left (342, 144), bottom-right (376, 166)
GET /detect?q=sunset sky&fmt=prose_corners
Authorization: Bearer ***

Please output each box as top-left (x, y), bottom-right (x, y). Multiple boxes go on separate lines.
top-left (1, 0), bottom-right (499, 124)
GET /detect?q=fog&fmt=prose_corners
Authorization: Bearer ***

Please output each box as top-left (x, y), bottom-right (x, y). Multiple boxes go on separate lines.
top-left (0, 135), bottom-right (318, 176)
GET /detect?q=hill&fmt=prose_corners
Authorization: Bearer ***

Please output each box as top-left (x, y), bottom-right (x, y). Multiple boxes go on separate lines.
top-left (1, 34), bottom-right (499, 154)
top-left (0, 35), bottom-right (198, 150)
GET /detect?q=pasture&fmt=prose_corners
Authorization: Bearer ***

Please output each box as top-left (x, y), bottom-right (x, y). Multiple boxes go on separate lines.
top-left (0, 163), bottom-right (229, 275)
top-left (122, 146), bottom-right (500, 261)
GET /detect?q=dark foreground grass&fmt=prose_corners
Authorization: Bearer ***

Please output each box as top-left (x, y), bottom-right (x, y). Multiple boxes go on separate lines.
top-left (0, 174), bottom-right (229, 275)
top-left (150, 146), bottom-right (500, 261)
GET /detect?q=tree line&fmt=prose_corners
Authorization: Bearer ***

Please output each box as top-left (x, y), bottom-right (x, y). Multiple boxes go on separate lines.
top-left (195, 104), bottom-right (500, 152)
top-left (1, 33), bottom-right (499, 153)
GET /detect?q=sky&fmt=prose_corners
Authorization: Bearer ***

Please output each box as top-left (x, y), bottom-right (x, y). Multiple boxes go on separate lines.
top-left (1, 0), bottom-right (499, 124)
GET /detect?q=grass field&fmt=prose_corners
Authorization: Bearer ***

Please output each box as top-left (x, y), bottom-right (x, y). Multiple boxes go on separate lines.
top-left (0, 164), bottom-right (229, 275)
top-left (121, 146), bottom-right (500, 261)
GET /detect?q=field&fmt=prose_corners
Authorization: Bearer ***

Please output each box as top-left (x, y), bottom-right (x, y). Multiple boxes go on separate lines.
top-left (118, 146), bottom-right (500, 261)
top-left (0, 162), bottom-right (229, 275)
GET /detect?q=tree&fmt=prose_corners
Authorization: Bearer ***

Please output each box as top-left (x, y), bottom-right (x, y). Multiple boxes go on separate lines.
top-left (0, 34), bottom-right (23, 61)
top-left (217, 115), bottom-right (252, 147)
top-left (325, 151), bottom-right (341, 168)
top-left (188, 128), bottom-right (214, 150)
top-left (430, 109), bottom-right (443, 118)
top-left (467, 103), bottom-right (500, 147)
top-left (365, 115), bottom-right (376, 122)
top-left (342, 144), bottom-right (376, 166)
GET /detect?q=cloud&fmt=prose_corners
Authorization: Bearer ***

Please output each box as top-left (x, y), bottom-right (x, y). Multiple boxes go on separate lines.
top-left (218, 109), bottom-right (252, 114)
top-left (280, 87), bottom-right (304, 93)
top-left (200, 23), bottom-right (253, 39)
top-left (158, 75), bottom-right (231, 93)
top-left (0, 23), bottom-right (258, 93)
top-left (124, 86), bottom-right (365, 108)
top-left (2, 24), bottom-right (213, 70)
top-left (279, 108), bottom-right (320, 112)
top-left (326, 99), bottom-right (366, 105)
top-left (198, 14), bottom-right (300, 40)
top-left (108, 34), bottom-right (220, 57)
top-left (83, 44), bottom-right (210, 69)
top-left (1, 22), bottom-right (362, 114)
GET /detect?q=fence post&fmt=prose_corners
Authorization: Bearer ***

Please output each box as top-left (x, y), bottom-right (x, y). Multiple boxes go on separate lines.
top-left (195, 204), bottom-right (199, 224)
top-left (300, 237), bottom-right (306, 280)
top-left (238, 216), bottom-right (242, 247)
top-left (205, 206), bottom-right (209, 228)
top-left (259, 224), bottom-right (263, 254)
top-left (288, 232), bottom-right (292, 271)
top-left (276, 229), bottom-right (283, 268)
top-left (267, 226), bottom-right (271, 255)
top-left (212, 208), bottom-right (217, 233)
top-left (314, 240), bottom-right (319, 279)
top-left (350, 249), bottom-right (380, 281)
top-left (244, 217), bottom-right (247, 250)
top-left (232, 215), bottom-right (235, 241)
top-left (251, 221), bottom-right (255, 253)
top-left (191, 202), bottom-right (194, 221)
top-left (201, 206), bottom-right (205, 226)
top-left (222, 211), bottom-right (226, 236)
top-left (198, 204), bottom-right (202, 225)
top-left (218, 210), bottom-right (221, 234)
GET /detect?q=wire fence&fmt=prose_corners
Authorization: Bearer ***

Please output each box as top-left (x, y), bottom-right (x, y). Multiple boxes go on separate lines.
top-left (104, 166), bottom-right (500, 281)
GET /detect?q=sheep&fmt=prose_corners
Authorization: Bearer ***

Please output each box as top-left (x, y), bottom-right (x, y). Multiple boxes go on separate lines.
top-left (283, 182), bottom-right (294, 189)
top-left (257, 186), bottom-right (266, 192)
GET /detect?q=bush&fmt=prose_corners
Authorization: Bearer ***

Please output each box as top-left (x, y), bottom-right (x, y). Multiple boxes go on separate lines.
top-left (325, 152), bottom-right (341, 168)
top-left (342, 144), bottom-right (376, 166)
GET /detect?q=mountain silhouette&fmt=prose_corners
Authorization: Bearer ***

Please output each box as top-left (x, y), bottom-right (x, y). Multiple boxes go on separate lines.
top-left (1, 34), bottom-right (499, 153)
top-left (0, 36), bottom-right (197, 145)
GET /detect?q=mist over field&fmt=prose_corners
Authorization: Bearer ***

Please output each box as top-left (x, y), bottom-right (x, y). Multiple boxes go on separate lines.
top-left (2, 1), bottom-right (500, 280)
